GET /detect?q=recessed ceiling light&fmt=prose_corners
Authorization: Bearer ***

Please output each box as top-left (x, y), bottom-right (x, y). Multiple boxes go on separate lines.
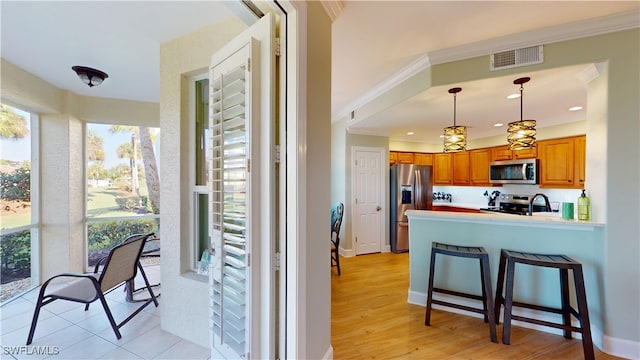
top-left (569, 106), bottom-right (583, 111)
top-left (407, 131), bottom-right (414, 135)
top-left (506, 93), bottom-right (521, 99)
top-left (494, 123), bottom-right (504, 127)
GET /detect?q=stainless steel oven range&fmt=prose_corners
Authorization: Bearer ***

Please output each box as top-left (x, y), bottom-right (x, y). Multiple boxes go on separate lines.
top-left (479, 193), bottom-right (550, 216)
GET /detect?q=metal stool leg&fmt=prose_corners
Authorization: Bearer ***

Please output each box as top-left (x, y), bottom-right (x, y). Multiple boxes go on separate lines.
top-left (502, 257), bottom-right (516, 345)
top-left (494, 249), bottom-right (508, 325)
top-left (574, 266), bottom-right (595, 360)
top-left (559, 268), bottom-right (572, 339)
top-left (425, 249), bottom-right (437, 326)
top-left (480, 254), bottom-right (498, 343)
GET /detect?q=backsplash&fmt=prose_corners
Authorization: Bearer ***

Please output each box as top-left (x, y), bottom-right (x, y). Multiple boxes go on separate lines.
top-left (433, 185), bottom-right (587, 208)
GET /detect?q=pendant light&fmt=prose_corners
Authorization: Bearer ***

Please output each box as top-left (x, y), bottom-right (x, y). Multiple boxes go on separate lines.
top-left (507, 77), bottom-right (536, 150)
top-left (443, 87), bottom-right (467, 152)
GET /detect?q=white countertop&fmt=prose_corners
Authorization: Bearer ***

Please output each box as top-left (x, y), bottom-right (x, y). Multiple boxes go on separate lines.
top-left (406, 209), bottom-right (604, 231)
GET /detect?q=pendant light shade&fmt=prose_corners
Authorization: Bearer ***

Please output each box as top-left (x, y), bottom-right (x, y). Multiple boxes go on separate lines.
top-left (507, 77), bottom-right (536, 150)
top-left (443, 87), bottom-right (467, 152)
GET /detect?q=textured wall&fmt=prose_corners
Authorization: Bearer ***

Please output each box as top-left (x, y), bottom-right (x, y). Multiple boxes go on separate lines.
top-left (158, 18), bottom-right (247, 347)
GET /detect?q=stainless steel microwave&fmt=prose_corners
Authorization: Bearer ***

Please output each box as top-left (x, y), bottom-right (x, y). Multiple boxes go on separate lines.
top-left (489, 159), bottom-right (538, 184)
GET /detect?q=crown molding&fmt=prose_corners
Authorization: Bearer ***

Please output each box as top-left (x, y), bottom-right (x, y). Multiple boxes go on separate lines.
top-left (429, 10), bottom-right (640, 65)
top-left (335, 10), bottom-right (639, 122)
top-left (333, 54), bottom-right (431, 122)
top-left (320, 0), bottom-right (345, 22)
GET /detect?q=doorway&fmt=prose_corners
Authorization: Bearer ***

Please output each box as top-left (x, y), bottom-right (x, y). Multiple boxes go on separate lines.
top-left (351, 146), bottom-right (386, 255)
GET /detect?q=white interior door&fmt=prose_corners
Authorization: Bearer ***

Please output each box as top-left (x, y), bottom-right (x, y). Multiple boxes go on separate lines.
top-left (352, 147), bottom-right (385, 255)
top-left (209, 14), bottom-right (276, 360)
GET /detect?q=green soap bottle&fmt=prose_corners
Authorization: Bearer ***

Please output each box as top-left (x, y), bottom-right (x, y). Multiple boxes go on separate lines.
top-left (578, 189), bottom-right (591, 221)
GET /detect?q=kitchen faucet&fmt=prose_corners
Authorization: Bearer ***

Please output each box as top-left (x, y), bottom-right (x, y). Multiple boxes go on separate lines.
top-left (528, 193), bottom-right (551, 216)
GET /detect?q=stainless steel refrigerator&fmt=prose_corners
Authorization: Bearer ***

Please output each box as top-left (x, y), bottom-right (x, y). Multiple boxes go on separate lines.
top-left (390, 164), bottom-right (433, 253)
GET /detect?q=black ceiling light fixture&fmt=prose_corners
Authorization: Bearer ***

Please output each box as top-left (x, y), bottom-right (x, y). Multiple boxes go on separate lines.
top-left (507, 77), bottom-right (536, 150)
top-left (443, 87), bottom-right (467, 152)
top-left (72, 66), bottom-right (108, 87)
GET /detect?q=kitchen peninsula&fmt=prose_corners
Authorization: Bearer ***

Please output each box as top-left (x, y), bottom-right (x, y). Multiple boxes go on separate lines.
top-left (406, 210), bottom-right (606, 344)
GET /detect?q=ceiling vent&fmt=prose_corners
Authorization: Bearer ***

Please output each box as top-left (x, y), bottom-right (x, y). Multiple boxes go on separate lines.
top-left (490, 45), bottom-right (543, 71)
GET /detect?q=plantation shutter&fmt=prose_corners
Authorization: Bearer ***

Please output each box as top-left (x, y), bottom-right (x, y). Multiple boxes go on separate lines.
top-left (208, 13), bottom-right (275, 360)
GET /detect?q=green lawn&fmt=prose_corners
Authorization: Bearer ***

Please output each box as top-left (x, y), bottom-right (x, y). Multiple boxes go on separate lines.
top-left (87, 186), bottom-right (148, 217)
top-left (2, 187), bottom-right (149, 230)
top-left (0, 212), bottom-right (30, 229)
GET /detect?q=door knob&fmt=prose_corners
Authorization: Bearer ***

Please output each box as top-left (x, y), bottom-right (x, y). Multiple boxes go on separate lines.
top-left (376, 206), bottom-right (382, 211)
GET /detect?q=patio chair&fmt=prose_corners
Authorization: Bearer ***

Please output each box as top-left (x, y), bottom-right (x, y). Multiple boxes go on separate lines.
top-left (26, 233), bottom-right (159, 344)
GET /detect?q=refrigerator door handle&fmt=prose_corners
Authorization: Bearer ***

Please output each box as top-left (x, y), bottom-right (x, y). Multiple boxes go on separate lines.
top-left (414, 169), bottom-right (423, 210)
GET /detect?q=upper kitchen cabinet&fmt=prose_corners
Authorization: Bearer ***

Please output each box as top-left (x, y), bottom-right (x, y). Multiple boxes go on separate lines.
top-left (433, 153), bottom-right (452, 184)
top-left (491, 145), bottom-right (512, 161)
top-left (389, 151), bottom-right (398, 165)
top-left (513, 147), bottom-right (538, 159)
top-left (452, 151), bottom-right (470, 185)
top-left (573, 136), bottom-right (586, 189)
top-left (538, 135), bottom-right (585, 188)
top-left (396, 152), bottom-right (414, 164)
top-left (389, 151), bottom-right (414, 165)
top-left (469, 148), bottom-right (491, 185)
top-left (414, 153), bottom-right (433, 166)
top-left (491, 145), bottom-right (537, 161)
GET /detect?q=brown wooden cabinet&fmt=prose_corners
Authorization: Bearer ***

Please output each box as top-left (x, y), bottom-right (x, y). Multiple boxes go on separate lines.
top-left (452, 151), bottom-right (470, 185)
top-left (538, 136), bottom-right (585, 188)
top-left (388, 135), bottom-right (585, 189)
top-left (414, 153), bottom-right (433, 166)
top-left (574, 136), bottom-right (586, 189)
top-left (491, 145), bottom-right (537, 161)
top-left (396, 152), bottom-right (414, 164)
top-left (470, 148), bottom-right (491, 185)
top-left (513, 147), bottom-right (537, 159)
top-left (389, 151), bottom-right (398, 165)
top-left (433, 153), bottom-right (452, 184)
top-left (491, 145), bottom-right (512, 161)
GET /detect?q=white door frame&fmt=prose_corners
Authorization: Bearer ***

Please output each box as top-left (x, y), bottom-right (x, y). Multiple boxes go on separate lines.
top-left (350, 146), bottom-right (387, 255)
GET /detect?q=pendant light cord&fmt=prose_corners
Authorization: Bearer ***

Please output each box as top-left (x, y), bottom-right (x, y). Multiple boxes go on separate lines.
top-left (453, 92), bottom-right (457, 127)
top-left (520, 84), bottom-right (524, 121)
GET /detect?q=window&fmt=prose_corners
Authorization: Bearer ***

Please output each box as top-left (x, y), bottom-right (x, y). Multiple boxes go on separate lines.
top-left (0, 103), bottom-right (39, 303)
top-left (85, 123), bottom-right (160, 268)
top-left (192, 78), bottom-right (210, 272)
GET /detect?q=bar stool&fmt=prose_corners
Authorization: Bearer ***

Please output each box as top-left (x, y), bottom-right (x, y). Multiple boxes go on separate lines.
top-left (425, 242), bottom-right (497, 343)
top-left (494, 249), bottom-right (594, 360)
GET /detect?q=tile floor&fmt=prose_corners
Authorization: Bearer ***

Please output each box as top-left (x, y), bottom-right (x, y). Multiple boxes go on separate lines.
top-left (0, 264), bottom-right (210, 360)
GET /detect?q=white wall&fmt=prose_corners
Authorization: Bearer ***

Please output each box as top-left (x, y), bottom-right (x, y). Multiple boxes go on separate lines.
top-left (158, 18), bottom-right (248, 347)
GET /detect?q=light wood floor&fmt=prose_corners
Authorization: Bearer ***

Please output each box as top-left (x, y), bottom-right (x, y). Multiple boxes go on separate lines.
top-left (331, 252), bottom-right (622, 360)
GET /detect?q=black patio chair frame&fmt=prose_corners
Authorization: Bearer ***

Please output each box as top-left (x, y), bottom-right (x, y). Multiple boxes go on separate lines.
top-left (26, 233), bottom-right (159, 344)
